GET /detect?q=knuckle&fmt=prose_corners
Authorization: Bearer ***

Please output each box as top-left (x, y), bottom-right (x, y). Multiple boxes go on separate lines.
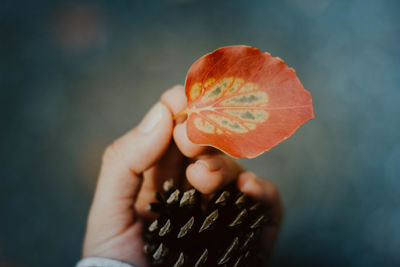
top-left (102, 141), bottom-right (121, 163)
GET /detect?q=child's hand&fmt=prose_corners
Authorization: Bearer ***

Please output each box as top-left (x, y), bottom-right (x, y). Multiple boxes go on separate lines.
top-left (82, 85), bottom-right (283, 267)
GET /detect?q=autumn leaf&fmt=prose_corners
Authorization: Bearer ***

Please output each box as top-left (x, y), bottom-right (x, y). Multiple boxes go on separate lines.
top-left (179, 45), bottom-right (314, 158)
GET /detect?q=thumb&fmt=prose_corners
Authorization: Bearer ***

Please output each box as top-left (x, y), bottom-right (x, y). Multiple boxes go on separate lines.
top-left (83, 101), bottom-right (172, 263)
top-left (90, 102), bottom-right (173, 218)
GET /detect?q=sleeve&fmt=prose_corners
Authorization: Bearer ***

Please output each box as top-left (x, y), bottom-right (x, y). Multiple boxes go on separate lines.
top-left (76, 257), bottom-right (136, 267)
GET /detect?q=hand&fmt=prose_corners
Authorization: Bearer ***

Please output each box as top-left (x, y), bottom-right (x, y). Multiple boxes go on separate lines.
top-left (82, 85), bottom-right (283, 267)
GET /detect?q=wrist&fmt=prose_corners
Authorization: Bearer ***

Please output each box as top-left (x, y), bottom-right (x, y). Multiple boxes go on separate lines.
top-left (76, 257), bottom-right (136, 267)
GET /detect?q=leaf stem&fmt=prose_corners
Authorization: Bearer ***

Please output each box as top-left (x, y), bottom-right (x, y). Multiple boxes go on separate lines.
top-left (173, 109), bottom-right (188, 121)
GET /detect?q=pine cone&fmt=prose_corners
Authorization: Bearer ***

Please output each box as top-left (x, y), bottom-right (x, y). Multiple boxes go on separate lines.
top-left (143, 179), bottom-right (268, 267)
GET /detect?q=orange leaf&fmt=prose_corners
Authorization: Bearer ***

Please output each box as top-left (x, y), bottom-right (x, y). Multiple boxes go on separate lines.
top-left (183, 45), bottom-right (314, 158)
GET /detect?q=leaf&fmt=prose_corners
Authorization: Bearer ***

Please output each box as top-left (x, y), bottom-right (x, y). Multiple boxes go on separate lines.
top-left (183, 45), bottom-right (314, 158)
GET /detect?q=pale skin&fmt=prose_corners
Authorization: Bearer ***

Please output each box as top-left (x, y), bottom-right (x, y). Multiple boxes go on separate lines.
top-left (82, 85), bottom-right (283, 266)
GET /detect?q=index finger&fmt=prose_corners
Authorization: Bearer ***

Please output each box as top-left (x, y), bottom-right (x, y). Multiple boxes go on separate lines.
top-left (161, 85), bottom-right (216, 158)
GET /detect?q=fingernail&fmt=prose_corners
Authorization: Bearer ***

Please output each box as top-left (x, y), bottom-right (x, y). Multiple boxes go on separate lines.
top-left (195, 158), bottom-right (222, 172)
top-left (139, 102), bottom-right (164, 133)
top-left (195, 160), bottom-right (209, 170)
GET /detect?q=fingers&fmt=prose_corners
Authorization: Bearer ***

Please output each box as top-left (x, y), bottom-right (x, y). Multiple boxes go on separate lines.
top-left (90, 101), bottom-right (173, 220)
top-left (185, 154), bottom-right (283, 258)
top-left (161, 85), bottom-right (212, 158)
top-left (174, 121), bottom-right (214, 157)
top-left (186, 154), bottom-right (244, 194)
top-left (160, 85), bottom-right (187, 115)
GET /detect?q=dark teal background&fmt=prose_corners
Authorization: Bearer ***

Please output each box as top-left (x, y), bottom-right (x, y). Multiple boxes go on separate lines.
top-left (1, 0), bottom-right (399, 266)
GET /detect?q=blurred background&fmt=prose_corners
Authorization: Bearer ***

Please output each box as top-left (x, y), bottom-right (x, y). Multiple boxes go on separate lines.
top-left (1, 0), bottom-right (399, 266)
